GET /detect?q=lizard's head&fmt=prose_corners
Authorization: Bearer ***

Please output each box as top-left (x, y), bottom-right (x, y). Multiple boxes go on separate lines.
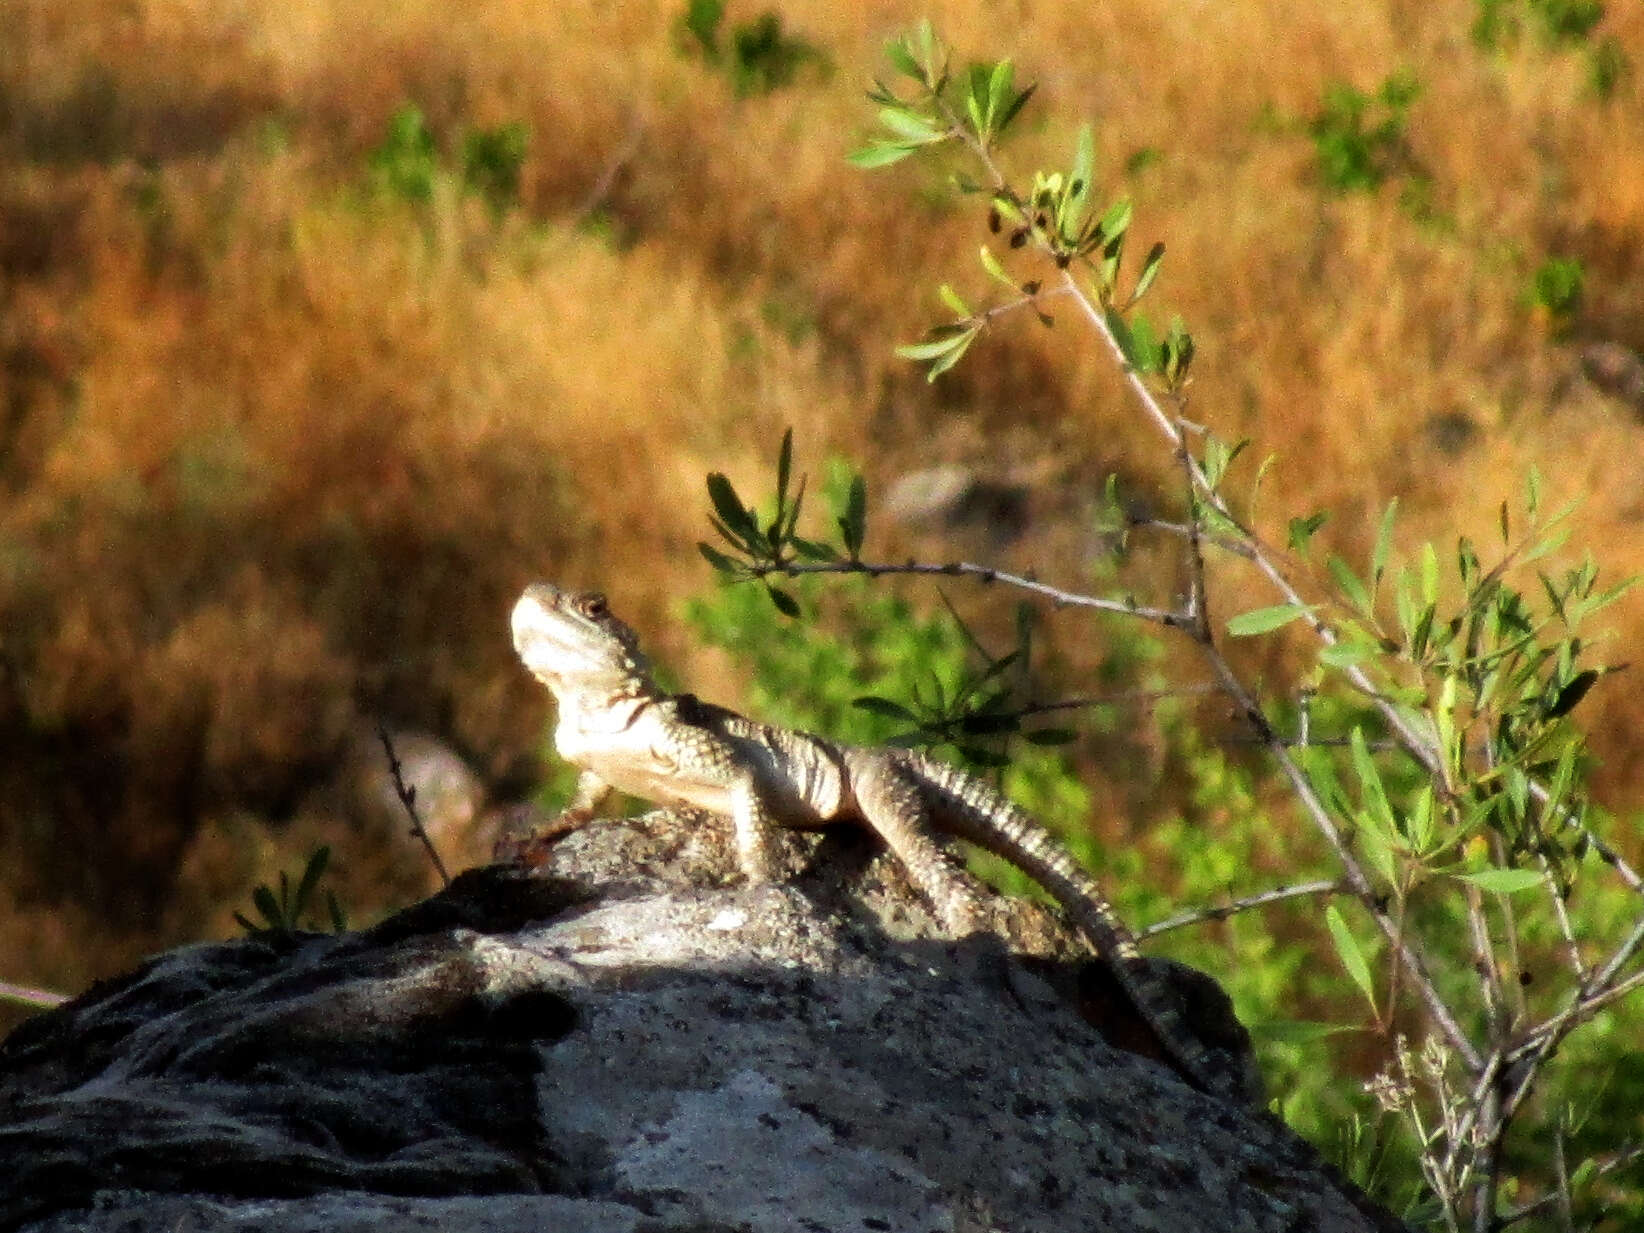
top-left (512, 583), bottom-right (652, 696)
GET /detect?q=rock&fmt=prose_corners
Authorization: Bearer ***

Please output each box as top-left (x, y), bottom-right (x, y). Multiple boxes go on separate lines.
top-left (883, 464), bottom-right (1031, 544)
top-left (0, 809), bottom-right (1409, 1233)
top-left (1580, 341), bottom-right (1644, 417)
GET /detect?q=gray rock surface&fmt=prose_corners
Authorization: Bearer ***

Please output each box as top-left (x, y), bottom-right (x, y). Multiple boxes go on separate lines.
top-left (0, 809), bottom-right (1409, 1232)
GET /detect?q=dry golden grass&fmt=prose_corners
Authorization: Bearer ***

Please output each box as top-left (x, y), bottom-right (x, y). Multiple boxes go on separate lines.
top-left (2, 0), bottom-right (1643, 1007)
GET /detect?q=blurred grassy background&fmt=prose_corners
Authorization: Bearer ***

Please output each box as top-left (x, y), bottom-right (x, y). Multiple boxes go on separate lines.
top-left (2, 0), bottom-right (1642, 1040)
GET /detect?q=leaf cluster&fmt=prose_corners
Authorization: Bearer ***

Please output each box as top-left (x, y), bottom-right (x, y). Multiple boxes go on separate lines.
top-left (676, 0), bottom-right (830, 98)
top-left (854, 41), bottom-right (1193, 392)
top-left (1308, 71), bottom-right (1423, 195)
top-left (852, 600), bottom-right (1076, 769)
top-left (831, 26), bottom-right (1644, 1225)
top-left (847, 21), bottom-right (1036, 171)
top-left (233, 845), bottom-right (347, 938)
top-left (697, 429), bottom-right (865, 615)
top-left (367, 104), bottom-right (531, 215)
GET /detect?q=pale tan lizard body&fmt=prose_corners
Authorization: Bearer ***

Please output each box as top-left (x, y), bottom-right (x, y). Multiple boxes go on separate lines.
top-left (510, 582), bottom-right (1240, 1101)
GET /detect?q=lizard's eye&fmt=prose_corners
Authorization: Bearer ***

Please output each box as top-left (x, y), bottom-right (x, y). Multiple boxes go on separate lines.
top-left (583, 593), bottom-right (608, 618)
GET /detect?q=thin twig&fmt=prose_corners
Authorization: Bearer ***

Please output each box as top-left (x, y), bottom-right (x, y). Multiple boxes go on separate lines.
top-left (0, 980), bottom-right (69, 1009)
top-left (566, 114), bottom-right (644, 231)
top-left (754, 558), bottom-right (1194, 627)
top-left (1507, 966), bottom-right (1644, 1075)
top-left (377, 725), bottom-right (452, 888)
top-left (1191, 629), bottom-right (1482, 1069)
top-left (1139, 878), bottom-right (1343, 937)
top-left (1011, 683), bottom-right (1223, 716)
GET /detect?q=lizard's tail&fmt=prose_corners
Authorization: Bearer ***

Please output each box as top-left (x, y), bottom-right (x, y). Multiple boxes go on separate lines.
top-left (902, 752), bottom-right (1141, 959)
top-left (903, 752), bottom-right (1229, 1099)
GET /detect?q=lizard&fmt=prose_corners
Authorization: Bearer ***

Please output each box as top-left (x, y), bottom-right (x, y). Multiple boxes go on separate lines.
top-left (506, 581), bottom-right (1242, 1102)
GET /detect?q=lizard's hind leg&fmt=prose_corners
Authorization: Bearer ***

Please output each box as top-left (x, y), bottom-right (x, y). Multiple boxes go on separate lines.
top-left (849, 758), bottom-right (989, 939)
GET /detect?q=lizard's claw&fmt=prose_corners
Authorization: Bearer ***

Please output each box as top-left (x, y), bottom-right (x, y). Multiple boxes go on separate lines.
top-left (492, 807), bottom-right (596, 868)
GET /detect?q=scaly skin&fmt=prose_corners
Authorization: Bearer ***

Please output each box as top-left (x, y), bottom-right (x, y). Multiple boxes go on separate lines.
top-left (509, 581), bottom-right (1238, 1101)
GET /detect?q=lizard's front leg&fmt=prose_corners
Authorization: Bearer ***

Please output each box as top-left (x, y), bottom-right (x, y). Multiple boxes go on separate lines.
top-left (729, 776), bottom-right (785, 884)
top-left (494, 769), bottom-right (615, 865)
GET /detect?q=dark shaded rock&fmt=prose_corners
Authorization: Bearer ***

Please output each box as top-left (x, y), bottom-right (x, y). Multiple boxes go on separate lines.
top-left (0, 811), bottom-right (1409, 1232)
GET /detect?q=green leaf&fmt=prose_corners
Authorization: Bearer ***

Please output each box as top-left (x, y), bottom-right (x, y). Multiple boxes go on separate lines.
top-left (1060, 122), bottom-right (1095, 241)
top-left (1201, 435), bottom-right (1249, 492)
top-left (1162, 316), bottom-right (1194, 384)
top-left (1254, 1018), bottom-right (1357, 1045)
top-left (922, 327), bottom-right (978, 379)
top-left (766, 585), bottom-right (801, 618)
top-left (707, 473), bottom-right (758, 545)
top-left (987, 59), bottom-right (1015, 132)
top-left (1456, 868), bottom-right (1545, 895)
top-left (253, 885), bottom-right (284, 930)
top-left (895, 324), bottom-right (974, 361)
top-left (995, 83), bottom-right (1037, 136)
top-left (885, 36), bottom-right (921, 80)
top-left (1097, 196), bottom-right (1133, 243)
top-left (1356, 810), bottom-right (1399, 886)
top-left (776, 427), bottom-right (793, 512)
top-left (958, 711), bottom-right (1020, 736)
top-left (853, 695), bottom-right (918, 722)
top-left (1406, 785), bottom-right (1436, 856)
top-left (1288, 512), bottom-right (1329, 554)
top-left (1131, 241), bottom-right (1165, 304)
top-left (1069, 122), bottom-right (1094, 201)
top-left (847, 142), bottom-right (918, 169)
top-left (878, 106), bottom-right (945, 143)
top-left (965, 82), bottom-right (986, 140)
top-left (294, 845), bottom-right (331, 918)
top-left (1328, 554), bottom-right (1372, 614)
top-left (1545, 669), bottom-right (1599, 720)
top-left (1125, 312), bottom-right (1159, 373)
top-left (1372, 498), bottom-right (1398, 594)
top-left (1318, 639), bottom-right (1374, 668)
top-left (839, 472), bottom-right (867, 557)
top-left (790, 535), bottom-right (836, 562)
top-left (697, 541), bottom-right (738, 573)
top-left (937, 283), bottom-right (970, 316)
top-left (1350, 727), bottom-right (1396, 840)
top-left (978, 243), bottom-right (1014, 289)
top-left (1226, 603), bottom-right (1316, 637)
top-left (1105, 308), bottom-right (1157, 371)
top-left (1409, 602), bottom-right (1436, 662)
top-left (1325, 905), bottom-right (1378, 1015)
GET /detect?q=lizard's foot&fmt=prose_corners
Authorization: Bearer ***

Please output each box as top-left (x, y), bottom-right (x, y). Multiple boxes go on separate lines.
top-left (491, 807), bottom-right (595, 868)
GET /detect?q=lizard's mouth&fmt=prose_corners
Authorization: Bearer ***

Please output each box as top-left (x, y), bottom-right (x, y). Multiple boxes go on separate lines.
top-left (511, 590), bottom-right (568, 682)
top-left (511, 583), bottom-right (643, 688)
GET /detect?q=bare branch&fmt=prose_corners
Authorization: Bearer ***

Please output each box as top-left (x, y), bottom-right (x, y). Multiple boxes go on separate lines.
top-left (376, 725), bottom-right (453, 888)
top-left (1139, 879), bottom-right (1344, 938)
top-left (0, 981), bottom-right (69, 1009)
top-left (754, 558), bottom-right (1195, 628)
